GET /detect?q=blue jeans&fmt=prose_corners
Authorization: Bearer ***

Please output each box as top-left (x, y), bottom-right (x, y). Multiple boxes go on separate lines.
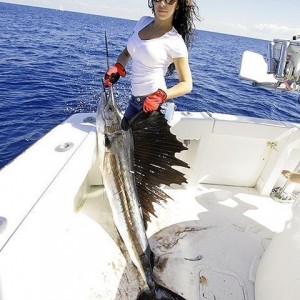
top-left (121, 95), bottom-right (176, 130)
top-left (124, 95), bottom-right (146, 121)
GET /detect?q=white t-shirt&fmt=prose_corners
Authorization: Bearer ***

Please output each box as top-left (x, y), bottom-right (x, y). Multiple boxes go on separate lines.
top-left (127, 16), bottom-right (188, 96)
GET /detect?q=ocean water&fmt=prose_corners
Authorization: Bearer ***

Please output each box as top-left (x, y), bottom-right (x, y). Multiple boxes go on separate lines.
top-left (0, 2), bottom-right (299, 169)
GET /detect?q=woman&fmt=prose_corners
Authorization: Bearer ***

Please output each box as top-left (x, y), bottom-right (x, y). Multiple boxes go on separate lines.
top-left (104, 0), bottom-right (200, 129)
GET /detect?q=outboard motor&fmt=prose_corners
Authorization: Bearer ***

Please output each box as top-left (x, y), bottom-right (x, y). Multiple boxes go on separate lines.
top-left (239, 35), bottom-right (300, 93)
top-left (267, 35), bottom-right (300, 90)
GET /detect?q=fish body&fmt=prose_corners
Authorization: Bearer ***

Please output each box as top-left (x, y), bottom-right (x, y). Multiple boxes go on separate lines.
top-left (96, 90), bottom-right (153, 286)
top-left (96, 89), bottom-right (186, 299)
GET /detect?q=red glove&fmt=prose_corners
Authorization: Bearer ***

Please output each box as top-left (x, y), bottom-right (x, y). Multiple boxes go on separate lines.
top-left (143, 89), bottom-right (167, 112)
top-left (104, 63), bottom-right (126, 87)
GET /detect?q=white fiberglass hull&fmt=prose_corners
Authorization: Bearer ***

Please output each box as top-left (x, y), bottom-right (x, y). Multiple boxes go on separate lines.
top-left (0, 111), bottom-right (299, 299)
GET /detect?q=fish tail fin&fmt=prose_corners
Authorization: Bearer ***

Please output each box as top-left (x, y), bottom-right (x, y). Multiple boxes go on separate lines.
top-left (137, 249), bottom-right (186, 299)
top-left (137, 283), bottom-right (186, 300)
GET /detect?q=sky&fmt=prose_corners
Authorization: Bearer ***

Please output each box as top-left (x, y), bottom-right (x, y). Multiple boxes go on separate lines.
top-left (2, 0), bottom-right (300, 40)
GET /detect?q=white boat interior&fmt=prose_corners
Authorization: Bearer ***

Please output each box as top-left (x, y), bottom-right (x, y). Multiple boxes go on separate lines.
top-left (1, 110), bottom-right (300, 300)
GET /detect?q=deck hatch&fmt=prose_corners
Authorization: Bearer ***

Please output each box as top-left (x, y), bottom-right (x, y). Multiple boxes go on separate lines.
top-left (199, 268), bottom-right (247, 300)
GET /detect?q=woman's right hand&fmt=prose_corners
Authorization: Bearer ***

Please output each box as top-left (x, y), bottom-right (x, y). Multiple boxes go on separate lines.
top-left (104, 63), bottom-right (126, 87)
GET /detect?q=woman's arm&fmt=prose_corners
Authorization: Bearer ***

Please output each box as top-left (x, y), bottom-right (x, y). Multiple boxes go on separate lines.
top-left (165, 57), bottom-right (193, 100)
top-left (117, 47), bottom-right (131, 68)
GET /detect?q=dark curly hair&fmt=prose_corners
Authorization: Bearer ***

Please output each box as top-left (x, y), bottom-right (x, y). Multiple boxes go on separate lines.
top-left (148, 0), bottom-right (201, 75)
top-left (148, 0), bottom-right (201, 49)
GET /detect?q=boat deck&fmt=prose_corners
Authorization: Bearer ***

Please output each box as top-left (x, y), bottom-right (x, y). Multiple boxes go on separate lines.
top-left (1, 112), bottom-right (298, 300)
top-left (81, 182), bottom-right (293, 300)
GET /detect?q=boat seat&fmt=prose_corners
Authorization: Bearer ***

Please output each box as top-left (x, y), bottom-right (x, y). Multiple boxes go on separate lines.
top-left (255, 197), bottom-right (300, 300)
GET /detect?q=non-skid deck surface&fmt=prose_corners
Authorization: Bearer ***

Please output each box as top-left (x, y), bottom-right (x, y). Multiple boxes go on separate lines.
top-left (82, 183), bottom-right (293, 299)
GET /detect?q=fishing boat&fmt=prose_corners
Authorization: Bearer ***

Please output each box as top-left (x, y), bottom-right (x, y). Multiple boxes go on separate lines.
top-left (1, 36), bottom-right (300, 300)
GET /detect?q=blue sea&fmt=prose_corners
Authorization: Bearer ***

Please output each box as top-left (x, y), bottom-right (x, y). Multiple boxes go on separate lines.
top-left (1, 2), bottom-right (299, 169)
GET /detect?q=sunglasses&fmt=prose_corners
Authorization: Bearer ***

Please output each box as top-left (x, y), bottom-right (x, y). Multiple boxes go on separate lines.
top-left (153, 0), bottom-right (177, 5)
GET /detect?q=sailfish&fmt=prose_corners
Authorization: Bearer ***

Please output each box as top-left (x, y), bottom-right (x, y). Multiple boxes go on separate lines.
top-left (96, 86), bottom-right (189, 299)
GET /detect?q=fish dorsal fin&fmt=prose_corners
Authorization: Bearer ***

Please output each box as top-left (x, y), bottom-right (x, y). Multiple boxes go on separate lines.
top-left (131, 111), bottom-right (189, 223)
